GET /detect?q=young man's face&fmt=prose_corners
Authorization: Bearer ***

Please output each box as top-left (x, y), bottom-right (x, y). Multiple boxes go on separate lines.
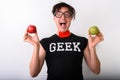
top-left (54, 7), bottom-right (72, 32)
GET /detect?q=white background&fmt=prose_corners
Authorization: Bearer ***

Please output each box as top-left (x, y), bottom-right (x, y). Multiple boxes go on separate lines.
top-left (0, 0), bottom-right (120, 80)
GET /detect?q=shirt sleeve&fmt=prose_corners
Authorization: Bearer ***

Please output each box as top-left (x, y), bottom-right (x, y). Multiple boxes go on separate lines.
top-left (82, 37), bottom-right (88, 50)
top-left (40, 38), bottom-right (47, 51)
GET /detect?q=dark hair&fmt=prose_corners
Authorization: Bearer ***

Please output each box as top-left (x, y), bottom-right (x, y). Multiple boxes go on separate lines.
top-left (52, 2), bottom-right (76, 19)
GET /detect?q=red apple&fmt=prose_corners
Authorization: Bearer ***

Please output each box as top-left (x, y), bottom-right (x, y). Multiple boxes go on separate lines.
top-left (27, 25), bottom-right (36, 33)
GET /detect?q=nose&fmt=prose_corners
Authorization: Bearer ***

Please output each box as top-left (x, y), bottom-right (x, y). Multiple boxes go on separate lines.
top-left (61, 14), bottom-right (65, 19)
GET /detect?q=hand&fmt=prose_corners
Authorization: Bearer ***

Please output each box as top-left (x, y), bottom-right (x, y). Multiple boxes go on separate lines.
top-left (88, 32), bottom-right (104, 48)
top-left (24, 28), bottom-right (40, 46)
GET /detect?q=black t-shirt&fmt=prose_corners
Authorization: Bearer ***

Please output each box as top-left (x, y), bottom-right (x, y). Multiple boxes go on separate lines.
top-left (40, 33), bottom-right (88, 80)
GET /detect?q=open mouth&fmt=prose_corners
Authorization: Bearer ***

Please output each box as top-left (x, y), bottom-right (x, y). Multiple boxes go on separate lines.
top-left (60, 22), bottom-right (66, 26)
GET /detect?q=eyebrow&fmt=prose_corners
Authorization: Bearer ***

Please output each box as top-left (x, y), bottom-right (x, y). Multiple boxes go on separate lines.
top-left (57, 11), bottom-right (71, 13)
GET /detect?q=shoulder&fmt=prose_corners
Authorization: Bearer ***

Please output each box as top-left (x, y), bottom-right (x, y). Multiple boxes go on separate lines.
top-left (71, 33), bottom-right (88, 41)
top-left (40, 34), bottom-right (57, 50)
top-left (40, 34), bottom-right (57, 42)
top-left (71, 33), bottom-right (88, 47)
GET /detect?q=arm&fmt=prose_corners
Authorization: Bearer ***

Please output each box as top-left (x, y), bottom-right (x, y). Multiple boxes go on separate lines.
top-left (83, 32), bottom-right (104, 74)
top-left (24, 29), bottom-right (46, 77)
top-left (29, 43), bottom-right (46, 77)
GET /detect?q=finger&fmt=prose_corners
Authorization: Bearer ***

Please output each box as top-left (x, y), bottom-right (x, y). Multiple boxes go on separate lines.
top-left (34, 28), bottom-right (40, 39)
top-left (98, 32), bottom-right (104, 38)
top-left (97, 32), bottom-right (104, 41)
top-left (23, 29), bottom-right (29, 41)
top-left (88, 32), bottom-right (91, 38)
top-left (24, 28), bottom-right (28, 36)
top-left (98, 31), bottom-right (103, 36)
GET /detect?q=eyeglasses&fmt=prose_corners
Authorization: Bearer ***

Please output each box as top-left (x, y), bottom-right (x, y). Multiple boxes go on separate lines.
top-left (54, 11), bottom-right (72, 18)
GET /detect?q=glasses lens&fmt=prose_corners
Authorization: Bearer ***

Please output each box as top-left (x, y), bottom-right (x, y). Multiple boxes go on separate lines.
top-left (55, 12), bottom-right (62, 18)
top-left (64, 12), bottom-right (71, 18)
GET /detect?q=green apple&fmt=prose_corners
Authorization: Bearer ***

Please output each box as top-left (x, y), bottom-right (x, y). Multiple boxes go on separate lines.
top-left (89, 26), bottom-right (100, 35)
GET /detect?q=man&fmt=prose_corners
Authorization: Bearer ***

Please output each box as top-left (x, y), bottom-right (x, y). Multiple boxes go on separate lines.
top-left (24, 2), bottom-right (104, 80)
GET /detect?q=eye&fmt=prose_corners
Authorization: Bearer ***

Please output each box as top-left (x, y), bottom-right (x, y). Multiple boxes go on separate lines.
top-left (65, 13), bottom-right (70, 17)
top-left (64, 12), bottom-right (72, 18)
top-left (55, 12), bottom-right (62, 18)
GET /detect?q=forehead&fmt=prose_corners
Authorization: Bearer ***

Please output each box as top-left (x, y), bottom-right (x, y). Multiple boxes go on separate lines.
top-left (57, 7), bottom-right (69, 12)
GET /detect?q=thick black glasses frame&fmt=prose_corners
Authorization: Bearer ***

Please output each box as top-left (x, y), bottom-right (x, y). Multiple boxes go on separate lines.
top-left (54, 11), bottom-right (72, 18)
